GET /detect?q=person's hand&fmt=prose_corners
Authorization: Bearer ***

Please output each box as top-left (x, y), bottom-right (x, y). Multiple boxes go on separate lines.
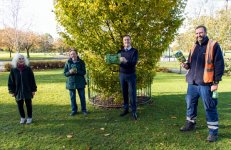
top-left (11, 93), bottom-right (15, 97)
top-left (211, 84), bottom-right (218, 92)
top-left (120, 57), bottom-right (128, 63)
top-left (181, 62), bottom-right (189, 69)
top-left (69, 69), bottom-right (75, 74)
top-left (32, 92), bottom-right (35, 96)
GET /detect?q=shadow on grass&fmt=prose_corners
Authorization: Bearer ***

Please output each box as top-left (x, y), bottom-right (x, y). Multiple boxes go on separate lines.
top-left (1, 92), bottom-right (230, 149)
top-left (0, 70), bottom-right (66, 86)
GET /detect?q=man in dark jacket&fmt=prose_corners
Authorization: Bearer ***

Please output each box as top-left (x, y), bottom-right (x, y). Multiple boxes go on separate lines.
top-left (64, 49), bottom-right (87, 116)
top-left (118, 35), bottom-right (138, 120)
top-left (180, 25), bottom-right (224, 142)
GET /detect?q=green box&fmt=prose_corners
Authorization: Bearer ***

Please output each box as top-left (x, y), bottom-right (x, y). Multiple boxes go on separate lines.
top-left (105, 53), bottom-right (121, 64)
top-left (175, 51), bottom-right (186, 63)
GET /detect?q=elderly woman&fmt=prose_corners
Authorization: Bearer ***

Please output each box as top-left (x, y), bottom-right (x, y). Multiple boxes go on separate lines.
top-left (64, 48), bottom-right (87, 116)
top-left (8, 53), bottom-right (37, 124)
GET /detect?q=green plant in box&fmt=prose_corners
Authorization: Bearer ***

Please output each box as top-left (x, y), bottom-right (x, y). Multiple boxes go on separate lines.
top-left (72, 67), bottom-right (77, 73)
top-left (105, 53), bottom-right (121, 64)
top-left (175, 51), bottom-right (186, 63)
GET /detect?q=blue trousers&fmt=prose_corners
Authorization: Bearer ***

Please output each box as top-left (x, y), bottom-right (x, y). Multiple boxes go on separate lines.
top-left (186, 84), bottom-right (219, 135)
top-left (69, 88), bottom-right (87, 113)
top-left (119, 73), bottom-right (137, 113)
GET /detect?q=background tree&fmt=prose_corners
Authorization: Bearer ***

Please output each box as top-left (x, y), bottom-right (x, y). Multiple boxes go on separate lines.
top-left (54, 0), bottom-right (186, 102)
top-left (38, 33), bottom-right (54, 53)
top-left (5, 0), bottom-right (22, 52)
top-left (53, 38), bottom-right (69, 53)
top-left (0, 28), bottom-right (15, 57)
top-left (173, 7), bottom-right (231, 54)
top-left (18, 31), bottom-right (39, 58)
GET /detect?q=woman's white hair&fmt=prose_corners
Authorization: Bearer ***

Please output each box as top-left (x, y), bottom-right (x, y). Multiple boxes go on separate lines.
top-left (11, 53), bottom-right (30, 68)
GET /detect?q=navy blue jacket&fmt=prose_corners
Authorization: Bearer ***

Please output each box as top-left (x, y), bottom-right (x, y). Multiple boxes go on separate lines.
top-left (118, 48), bottom-right (138, 74)
top-left (186, 36), bottom-right (224, 85)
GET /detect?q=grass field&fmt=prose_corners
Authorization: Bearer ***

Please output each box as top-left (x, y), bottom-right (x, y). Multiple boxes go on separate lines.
top-left (0, 69), bottom-right (230, 150)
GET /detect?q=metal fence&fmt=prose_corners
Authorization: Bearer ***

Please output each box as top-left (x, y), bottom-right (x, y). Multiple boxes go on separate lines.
top-left (86, 71), bottom-right (152, 108)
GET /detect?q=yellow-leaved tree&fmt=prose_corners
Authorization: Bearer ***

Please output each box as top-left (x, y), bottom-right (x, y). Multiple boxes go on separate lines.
top-left (54, 0), bottom-right (186, 104)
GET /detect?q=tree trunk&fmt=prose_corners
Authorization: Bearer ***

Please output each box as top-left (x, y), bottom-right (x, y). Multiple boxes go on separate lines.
top-left (9, 48), bottom-right (12, 58)
top-left (26, 48), bottom-right (30, 58)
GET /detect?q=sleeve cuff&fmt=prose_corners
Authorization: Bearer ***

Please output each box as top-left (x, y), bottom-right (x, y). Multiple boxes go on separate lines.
top-left (213, 81), bottom-right (219, 84)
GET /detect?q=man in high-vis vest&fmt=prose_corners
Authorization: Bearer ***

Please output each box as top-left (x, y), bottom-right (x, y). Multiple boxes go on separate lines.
top-left (180, 25), bottom-right (224, 142)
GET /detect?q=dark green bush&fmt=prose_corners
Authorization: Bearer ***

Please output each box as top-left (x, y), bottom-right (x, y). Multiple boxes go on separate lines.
top-left (4, 60), bottom-right (66, 71)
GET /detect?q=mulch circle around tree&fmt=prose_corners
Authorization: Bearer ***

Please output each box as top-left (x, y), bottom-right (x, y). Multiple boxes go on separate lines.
top-left (89, 95), bottom-right (152, 108)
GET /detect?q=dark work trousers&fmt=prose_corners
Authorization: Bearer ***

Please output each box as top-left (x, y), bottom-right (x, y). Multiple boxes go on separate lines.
top-left (119, 73), bottom-right (137, 113)
top-left (186, 84), bottom-right (219, 135)
top-left (16, 99), bottom-right (32, 118)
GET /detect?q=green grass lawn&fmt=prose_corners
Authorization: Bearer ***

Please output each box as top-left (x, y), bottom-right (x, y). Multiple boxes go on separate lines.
top-left (0, 70), bottom-right (230, 150)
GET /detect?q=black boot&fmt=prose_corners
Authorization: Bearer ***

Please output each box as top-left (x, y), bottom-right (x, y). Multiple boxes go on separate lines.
top-left (180, 121), bottom-right (196, 131)
top-left (132, 112), bottom-right (138, 120)
top-left (120, 109), bottom-right (129, 116)
top-left (207, 134), bottom-right (218, 142)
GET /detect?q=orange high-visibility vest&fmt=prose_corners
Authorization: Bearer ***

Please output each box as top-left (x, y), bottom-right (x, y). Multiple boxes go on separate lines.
top-left (189, 40), bottom-right (217, 83)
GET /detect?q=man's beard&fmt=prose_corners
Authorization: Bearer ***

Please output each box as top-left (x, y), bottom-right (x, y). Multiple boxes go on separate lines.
top-left (197, 36), bottom-right (204, 44)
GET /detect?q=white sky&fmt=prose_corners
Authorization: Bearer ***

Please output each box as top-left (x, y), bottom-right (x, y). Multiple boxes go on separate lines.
top-left (0, 0), bottom-right (230, 39)
top-left (0, 0), bottom-right (57, 38)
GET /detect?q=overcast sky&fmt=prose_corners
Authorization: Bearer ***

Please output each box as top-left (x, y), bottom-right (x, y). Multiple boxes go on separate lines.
top-left (0, 0), bottom-right (230, 39)
top-left (0, 0), bottom-right (57, 37)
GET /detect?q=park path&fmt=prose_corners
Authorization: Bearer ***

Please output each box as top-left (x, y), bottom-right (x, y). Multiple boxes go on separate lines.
top-left (0, 61), bottom-right (6, 72)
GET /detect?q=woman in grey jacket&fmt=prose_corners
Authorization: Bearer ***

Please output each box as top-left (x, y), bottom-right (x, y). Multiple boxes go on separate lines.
top-left (8, 53), bottom-right (37, 124)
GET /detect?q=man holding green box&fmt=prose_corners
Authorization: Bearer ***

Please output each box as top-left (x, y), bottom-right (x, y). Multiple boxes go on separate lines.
top-left (118, 35), bottom-right (138, 120)
top-left (180, 25), bottom-right (224, 142)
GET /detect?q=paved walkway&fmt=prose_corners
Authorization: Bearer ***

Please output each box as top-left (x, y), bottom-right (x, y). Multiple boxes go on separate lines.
top-left (0, 61), bottom-right (6, 72)
top-left (168, 68), bottom-right (187, 74)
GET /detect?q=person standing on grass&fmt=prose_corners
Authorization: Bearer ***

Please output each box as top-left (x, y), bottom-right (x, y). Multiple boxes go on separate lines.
top-left (180, 25), bottom-right (224, 142)
top-left (64, 48), bottom-right (87, 116)
top-left (118, 35), bottom-right (138, 120)
top-left (8, 53), bottom-right (37, 124)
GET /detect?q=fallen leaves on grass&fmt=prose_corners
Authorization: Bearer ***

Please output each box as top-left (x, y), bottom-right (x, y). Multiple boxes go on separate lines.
top-left (66, 133), bottom-right (74, 138)
top-left (104, 133), bottom-right (110, 136)
top-left (66, 135), bottom-right (73, 138)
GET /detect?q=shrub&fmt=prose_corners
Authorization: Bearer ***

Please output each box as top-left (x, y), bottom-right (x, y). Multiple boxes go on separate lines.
top-left (224, 58), bottom-right (231, 76)
top-left (4, 60), bottom-right (66, 71)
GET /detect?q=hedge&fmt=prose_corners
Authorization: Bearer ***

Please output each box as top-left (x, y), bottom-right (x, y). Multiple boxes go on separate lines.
top-left (4, 60), bottom-right (66, 71)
